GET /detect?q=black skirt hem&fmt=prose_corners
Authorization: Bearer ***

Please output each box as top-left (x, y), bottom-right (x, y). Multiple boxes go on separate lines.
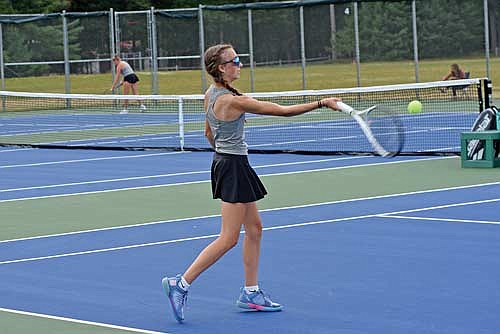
top-left (211, 152), bottom-right (267, 203)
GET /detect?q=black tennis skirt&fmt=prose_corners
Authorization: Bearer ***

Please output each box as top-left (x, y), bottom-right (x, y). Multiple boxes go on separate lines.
top-left (123, 73), bottom-right (139, 84)
top-left (211, 152), bottom-right (267, 203)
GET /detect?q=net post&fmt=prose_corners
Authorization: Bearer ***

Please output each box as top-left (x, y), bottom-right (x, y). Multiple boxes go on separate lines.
top-left (478, 81), bottom-right (484, 113)
top-left (483, 79), bottom-right (492, 109)
top-left (178, 97), bottom-right (185, 151)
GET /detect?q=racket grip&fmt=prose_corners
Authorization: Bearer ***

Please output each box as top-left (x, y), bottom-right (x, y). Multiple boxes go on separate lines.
top-left (336, 102), bottom-right (355, 115)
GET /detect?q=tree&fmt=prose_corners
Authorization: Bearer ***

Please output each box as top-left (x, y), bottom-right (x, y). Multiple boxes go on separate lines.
top-left (3, 16), bottom-right (83, 77)
top-left (70, 0), bottom-right (150, 12)
top-left (417, 0), bottom-right (483, 58)
top-left (10, 0), bottom-right (68, 13)
top-left (358, 1), bottom-right (412, 61)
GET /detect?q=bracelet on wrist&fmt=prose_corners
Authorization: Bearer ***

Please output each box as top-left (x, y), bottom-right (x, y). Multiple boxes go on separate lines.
top-left (317, 100), bottom-right (323, 109)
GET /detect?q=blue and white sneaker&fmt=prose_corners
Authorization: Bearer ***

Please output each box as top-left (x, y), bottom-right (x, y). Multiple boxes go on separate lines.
top-left (236, 287), bottom-right (283, 312)
top-left (162, 275), bottom-right (188, 322)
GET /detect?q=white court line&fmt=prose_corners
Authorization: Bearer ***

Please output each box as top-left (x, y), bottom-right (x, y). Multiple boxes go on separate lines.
top-left (1, 195), bottom-right (499, 266)
top-left (0, 170), bottom-right (210, 193)
top-left (382, 215), bottom-right (500, 225)
top-left (0, 151), bottom-right (186, 169)
top-left (0, 156), bottom-right (368, 193)
top-left (376, 198), bottom-right (500, 216)
top-left (0, 307), bottom-right (168, 334)
top-left (0, 147), bottom-right (34, 153)
top-left (0, 156), bottom-right (448, 202)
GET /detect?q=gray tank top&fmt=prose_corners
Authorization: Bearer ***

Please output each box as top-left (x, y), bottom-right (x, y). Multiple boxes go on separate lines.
top-left (206, 85), bottom-right (248, 155)
top-left (120, 61), bottom-right (134, 77)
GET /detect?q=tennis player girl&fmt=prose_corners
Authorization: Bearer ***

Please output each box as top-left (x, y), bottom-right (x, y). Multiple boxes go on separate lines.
top-left (162, 44), bottom-right (341, 322)
top-left (110, 55), bottom-right (146, 114)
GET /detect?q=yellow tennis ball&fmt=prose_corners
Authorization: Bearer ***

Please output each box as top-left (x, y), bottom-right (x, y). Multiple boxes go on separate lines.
top-left (408, 100), bottom-right (422, 114)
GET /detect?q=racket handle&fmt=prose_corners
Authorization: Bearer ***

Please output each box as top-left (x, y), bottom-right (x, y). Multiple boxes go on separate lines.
top-left (337, 102), bottom-right (355, 115)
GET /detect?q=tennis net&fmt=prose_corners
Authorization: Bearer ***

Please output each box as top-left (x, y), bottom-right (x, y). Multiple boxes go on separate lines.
top-left (0, 78), bottom-right (489, 155)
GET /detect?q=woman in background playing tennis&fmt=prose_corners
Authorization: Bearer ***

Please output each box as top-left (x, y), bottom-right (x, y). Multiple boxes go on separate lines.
top-left (110, 55), bottom-right (146, 114)
top-left (162, 44), bottom-right (341, 322)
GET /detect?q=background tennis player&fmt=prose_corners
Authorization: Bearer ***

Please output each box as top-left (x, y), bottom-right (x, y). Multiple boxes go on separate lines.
top-left (111, 55), bottom-right (146, 114)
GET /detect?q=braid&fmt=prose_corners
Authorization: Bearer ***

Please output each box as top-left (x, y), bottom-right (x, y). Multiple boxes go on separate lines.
top-left (221, 79), bottom-right (242, 96)
top-left (204, 44), bottom-right (243, 96)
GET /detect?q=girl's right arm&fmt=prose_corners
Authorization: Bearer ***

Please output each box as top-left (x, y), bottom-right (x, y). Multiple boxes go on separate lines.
top-left (111, 64), bottom-right (122, 90)
top-left (231, 95), bottom-right (341, 117)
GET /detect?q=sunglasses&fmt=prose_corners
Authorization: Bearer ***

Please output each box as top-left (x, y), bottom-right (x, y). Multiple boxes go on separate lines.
top-left (222, 56), bottom-right (242, 67)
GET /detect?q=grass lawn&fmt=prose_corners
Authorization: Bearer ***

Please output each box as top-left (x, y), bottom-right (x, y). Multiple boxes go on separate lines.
top-left (3, 57), bottom-right (499, 100)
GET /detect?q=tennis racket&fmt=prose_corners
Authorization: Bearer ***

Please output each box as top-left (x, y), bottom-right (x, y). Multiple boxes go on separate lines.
top-left (337, 102), bottom-right (404, 157)
top-left (103, 81), bottom-right (123, 94)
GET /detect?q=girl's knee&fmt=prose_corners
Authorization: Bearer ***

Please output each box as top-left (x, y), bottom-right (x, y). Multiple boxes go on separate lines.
top-left (219, 235), bottom-right (239, 250)
top-left (246, 223), bottom-right (262, 241)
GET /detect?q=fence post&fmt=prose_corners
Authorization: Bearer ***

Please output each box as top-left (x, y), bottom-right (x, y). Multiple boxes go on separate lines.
top-left (198, 4), bottom-right (207, 93)
top-left (150, 7), bottom-right (158, 94)
top-left (248, 9), bottom-right (255, 92)
top-left (484, 0), bottom-right (490, 78)
top-left (354, 2), bottom-right (361, 87)
top-left (0, 23), bottom-right (4, 91)
top-left (114, 11), bottom-right (121, 56)
top-left (0, 23), bottom-right (5, 112)
top-left (109, 8), bottom-right (116, 88)
top-left (62, 10), bottom-right (71, 109)
top-left (330, 4), bottom-right (336, 61)
top-left (299, 6), bottom-right (307, 91)
top-left (412, 0), bottom-right (419, 83)
top-left (62, 10), bottom-right (71, 96)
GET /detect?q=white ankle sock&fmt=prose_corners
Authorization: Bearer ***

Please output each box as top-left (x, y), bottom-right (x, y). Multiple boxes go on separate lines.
top-left (179, 276), bottom-right (190, 291)
top-left (244, 285), bottom-right (259, 293)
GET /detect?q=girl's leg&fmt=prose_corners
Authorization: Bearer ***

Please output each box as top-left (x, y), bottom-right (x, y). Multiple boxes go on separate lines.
top-left (236, 203), bottom-right (282, 311)
top-left (130, 83), bottom-right (138, 95)
top-left (241, 202), bottom-right (262, 286)
top-left (183, 201), bottom-right (246, 284)
top-left (122, 83), bottom-right (130, 109)
top-left (130, 83), bottom-right (145, 109)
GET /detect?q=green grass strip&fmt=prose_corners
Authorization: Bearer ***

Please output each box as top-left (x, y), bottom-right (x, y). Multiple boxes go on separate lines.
top-left (1, 157), bottom-right (499, 241)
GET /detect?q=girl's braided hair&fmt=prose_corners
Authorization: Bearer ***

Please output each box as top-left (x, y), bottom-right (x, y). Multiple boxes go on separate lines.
top-left (204, 44), bottom-right (242, 96)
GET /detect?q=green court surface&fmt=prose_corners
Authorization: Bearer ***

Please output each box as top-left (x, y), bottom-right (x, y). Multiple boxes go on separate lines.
top-left (0, 309), bottom-right (149, 334)
top-left (2, 157), bottom-right (499, 241)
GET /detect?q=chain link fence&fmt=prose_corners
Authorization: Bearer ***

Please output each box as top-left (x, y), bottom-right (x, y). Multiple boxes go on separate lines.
top-left (0, 0), bottom-right (494, 94)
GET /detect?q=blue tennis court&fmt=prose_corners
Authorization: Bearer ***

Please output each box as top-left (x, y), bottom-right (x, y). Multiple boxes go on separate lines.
top-left (1, 147), bottom-right (499, 334)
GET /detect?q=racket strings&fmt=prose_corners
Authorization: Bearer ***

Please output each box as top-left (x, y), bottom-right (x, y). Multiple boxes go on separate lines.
top-left (364, 109), bottom-right (404, 156)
